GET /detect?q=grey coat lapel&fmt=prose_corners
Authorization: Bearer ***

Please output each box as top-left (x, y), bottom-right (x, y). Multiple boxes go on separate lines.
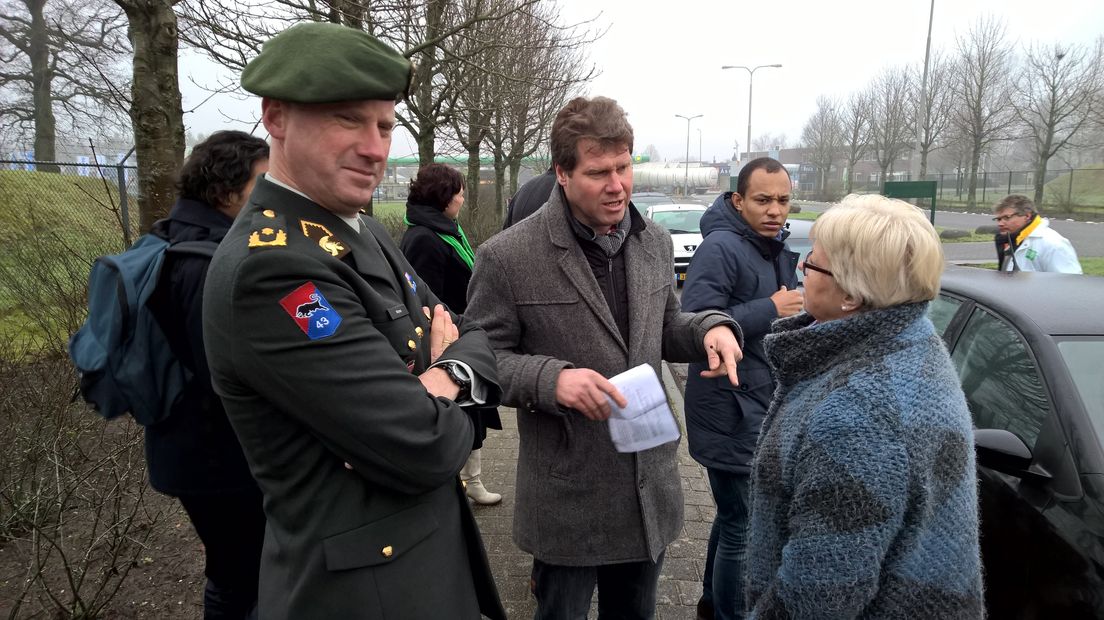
top-left (624, 231), bottom-right (662, 362)
top-left (543, 190), bottom-right (626, 352)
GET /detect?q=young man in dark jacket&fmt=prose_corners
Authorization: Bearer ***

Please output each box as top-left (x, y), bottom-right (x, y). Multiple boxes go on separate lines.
top-left (681, 157), bottom-right (802, 620)
top-left (148, 130), bottom-right (269, 619)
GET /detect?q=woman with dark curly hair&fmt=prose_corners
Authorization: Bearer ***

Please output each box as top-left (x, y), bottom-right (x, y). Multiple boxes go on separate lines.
top-left (400, 163), bottom-right (503, 505)
top-left (147, 130), bottom-right (269, 619)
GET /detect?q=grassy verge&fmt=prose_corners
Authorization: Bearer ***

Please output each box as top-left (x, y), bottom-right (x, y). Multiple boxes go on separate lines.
top-left (788, 210), bottom-right (994, 243)
top-left (971, 258), bottom-right (1104, 277)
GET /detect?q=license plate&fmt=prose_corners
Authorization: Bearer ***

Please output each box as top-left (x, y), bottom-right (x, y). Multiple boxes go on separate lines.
top-left (678, 273), bottom-right (686, 281)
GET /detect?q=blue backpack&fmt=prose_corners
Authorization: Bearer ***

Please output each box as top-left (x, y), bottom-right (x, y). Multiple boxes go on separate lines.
top-left (69, 232), bottom-right (218, 425)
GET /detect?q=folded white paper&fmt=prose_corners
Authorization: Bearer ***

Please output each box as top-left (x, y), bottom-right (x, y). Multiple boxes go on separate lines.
top-left (606, 364), bottom-right (680, 453)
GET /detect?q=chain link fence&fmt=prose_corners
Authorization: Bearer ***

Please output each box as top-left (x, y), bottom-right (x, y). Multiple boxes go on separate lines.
top-left (0, 157), bottom-right (173, 616)
top-left (843, 167), bottom-right (1104, 219)
top-left (1, 158), bottom-right (140, 249)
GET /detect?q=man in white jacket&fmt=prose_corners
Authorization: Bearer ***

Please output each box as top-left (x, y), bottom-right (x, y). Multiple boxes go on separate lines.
top-left (993, 194), bottom-right (1082, 274)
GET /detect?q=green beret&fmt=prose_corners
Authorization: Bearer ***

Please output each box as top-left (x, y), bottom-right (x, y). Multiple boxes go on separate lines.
top-left (241, 22), bottom-right (412, 103)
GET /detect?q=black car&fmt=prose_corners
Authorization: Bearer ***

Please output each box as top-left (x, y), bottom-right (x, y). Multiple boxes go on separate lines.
top-left (930, 266), bottom-right (1104, 618)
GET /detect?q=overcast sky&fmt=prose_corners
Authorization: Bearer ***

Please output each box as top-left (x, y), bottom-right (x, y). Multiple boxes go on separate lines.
top-left (180, 0), bottom-right (1104, 164)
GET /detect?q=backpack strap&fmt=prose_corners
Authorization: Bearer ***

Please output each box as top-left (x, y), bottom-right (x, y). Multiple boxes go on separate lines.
top-left (165, 239), bottom-right (219, 259)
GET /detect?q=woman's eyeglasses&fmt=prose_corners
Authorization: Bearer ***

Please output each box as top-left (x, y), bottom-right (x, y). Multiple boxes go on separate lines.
top-left (801, 252), bottom-right (833, 278)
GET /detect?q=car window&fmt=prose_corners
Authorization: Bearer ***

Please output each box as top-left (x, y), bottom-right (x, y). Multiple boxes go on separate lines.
top-left (650, 211), bottom-right (703, 233)
top-left (786, 238), bottom-right (812, 284)
top-left (1056, 338), bottom-right (1104, 452)
top-left (928, 295), bottom-right (963, 337)
top-left (951, 307), bottom-right (1051, 449)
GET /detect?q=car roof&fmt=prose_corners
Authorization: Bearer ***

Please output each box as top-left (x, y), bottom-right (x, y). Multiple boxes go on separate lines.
top-left (784, 219), bottom-right (813, 238)
top-left (632, 192), bottom-right (668, 197)
top-left (647, 203), bottom-right (706, 212)
top-left (939, 265), bottom-right (1104, 337)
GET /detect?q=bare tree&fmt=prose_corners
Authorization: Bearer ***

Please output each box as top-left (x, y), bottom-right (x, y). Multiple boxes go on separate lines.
top-left (445, 0), bottom-right (508, 237)
top-left (952, 16), bottom-right (1017, 210)
top-left (800, 95), bottom-right (843, 197)
top-left (913, 52), bottom-right (956, 179)
top-left (482, 2), bottom-right (594, 212)
top-left (1012, 40), bottom-right (1103, 205)
top-left (752, 132), bottom-right (788, 152)
top-left (868, 66), bottom-right (913, 183)
top-left (179, 0), bottom-right (539, 175)
top-left (110, 0), bottom-right (184, 231)
top-left (0, 0), bottom-right (130, 170)
top-left (839, 91), bottom-right (872, 194)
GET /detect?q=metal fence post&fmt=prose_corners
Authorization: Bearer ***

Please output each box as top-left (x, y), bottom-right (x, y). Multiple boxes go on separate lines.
top-left (117, 164), bottom-right (132, 247)
top-left (1007, 170), bottom-right (1012, 195)
top-left (939, 173), bottom-right (943, 198)
top-left (983, 170), bottom-right (988, 203)
top-left (1068, 168), bottom-right (1075, 207)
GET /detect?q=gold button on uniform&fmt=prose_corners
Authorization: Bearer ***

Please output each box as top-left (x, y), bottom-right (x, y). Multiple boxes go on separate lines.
top-left (262, 209), bottom-right (276, 217)
top-left (381, 545), bottom-right (393, 558)
top-left (407, 340), bottom-right (417, 351)
top-left (415, 327), bottom-right (424, 338)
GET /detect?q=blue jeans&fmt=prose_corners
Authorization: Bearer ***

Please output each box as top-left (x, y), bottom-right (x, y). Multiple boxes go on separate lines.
top-left (531, 552), bottom-right (665, 620)
top-left (701, 470), bottom-right (750, 620)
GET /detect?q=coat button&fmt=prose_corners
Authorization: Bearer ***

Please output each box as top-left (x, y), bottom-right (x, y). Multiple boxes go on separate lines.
top-left (407, 340), bottom-right (417, 351)
top-left (740, 384), bottom-right (749, 392)
top-left (262, 209), bottom-right (276, 217)
top-left (381, 545), bottom-right (393, 558)
top-left (415, 327), bottom-right (424, 337)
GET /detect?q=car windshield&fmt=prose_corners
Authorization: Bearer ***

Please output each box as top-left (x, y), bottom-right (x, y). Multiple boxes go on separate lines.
top-left (633, 194), bottom-right (673, 207)
top-left (1056, 338), bottom-right (1104, 451)
top-left (650, 210), bottom-right (703, 234)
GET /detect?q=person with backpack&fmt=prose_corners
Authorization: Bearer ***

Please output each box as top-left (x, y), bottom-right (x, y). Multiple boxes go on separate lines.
top-left (146, 130), bottom-right (269, 619)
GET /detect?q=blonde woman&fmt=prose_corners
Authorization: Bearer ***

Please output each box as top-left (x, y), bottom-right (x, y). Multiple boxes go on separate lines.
top-left (746, 194), bottom-right (983, 618)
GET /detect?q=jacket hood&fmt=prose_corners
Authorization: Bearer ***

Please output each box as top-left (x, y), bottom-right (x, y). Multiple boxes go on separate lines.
top-left (700, 192), bottom-right (789, 249)
top-left (404, 201), bottom-right (460, 236)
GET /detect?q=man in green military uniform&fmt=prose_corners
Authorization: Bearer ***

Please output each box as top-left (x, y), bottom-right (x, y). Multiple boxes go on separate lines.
top-left (202, 22), bottom-right (506, 620)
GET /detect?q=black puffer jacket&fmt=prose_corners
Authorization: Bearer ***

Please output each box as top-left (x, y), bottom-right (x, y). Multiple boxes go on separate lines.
top-left (680, 192), bottom-right (798, 473)
top-left (146, 198), bottom-right (259, 495)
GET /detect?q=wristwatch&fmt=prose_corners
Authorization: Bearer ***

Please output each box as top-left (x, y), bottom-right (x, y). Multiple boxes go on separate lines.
top-left (440, 362), bottom-right (472, 402)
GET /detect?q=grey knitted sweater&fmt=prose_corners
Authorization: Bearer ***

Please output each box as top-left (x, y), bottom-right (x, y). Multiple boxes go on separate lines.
top-left (746, 303), bottom-right (984, 619)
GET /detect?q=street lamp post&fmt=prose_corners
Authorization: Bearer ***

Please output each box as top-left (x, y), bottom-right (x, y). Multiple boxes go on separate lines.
top-left (721, 64), bottom-right (782, 164)
top-left (675, 113), bottom-right (702, 195)
top-left (697, 128), bottom-right (702, 163)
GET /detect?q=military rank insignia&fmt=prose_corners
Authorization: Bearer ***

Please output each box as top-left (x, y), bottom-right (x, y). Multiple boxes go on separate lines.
top-left (404, 272), bottom-right (417, 294)
top-left (300, 220), bottom-right (349, 259)
top-left (280, 282), bottom-right (342, 340)
top-left (249, 226), bottom-right (287, 248)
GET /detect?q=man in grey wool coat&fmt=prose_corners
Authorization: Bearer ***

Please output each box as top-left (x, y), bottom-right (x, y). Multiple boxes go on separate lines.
top-left (466, 96), bottom-right (744, 619)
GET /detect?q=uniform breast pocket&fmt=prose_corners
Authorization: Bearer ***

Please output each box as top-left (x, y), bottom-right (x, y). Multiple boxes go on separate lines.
top-left (369, 304), bottom-right (422, 357)
top-left (322, 504), bottom-right (439, 571)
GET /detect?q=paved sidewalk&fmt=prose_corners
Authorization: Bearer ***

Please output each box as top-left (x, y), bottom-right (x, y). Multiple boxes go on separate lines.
top-left (473, 362), bottom-right (712, 619)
